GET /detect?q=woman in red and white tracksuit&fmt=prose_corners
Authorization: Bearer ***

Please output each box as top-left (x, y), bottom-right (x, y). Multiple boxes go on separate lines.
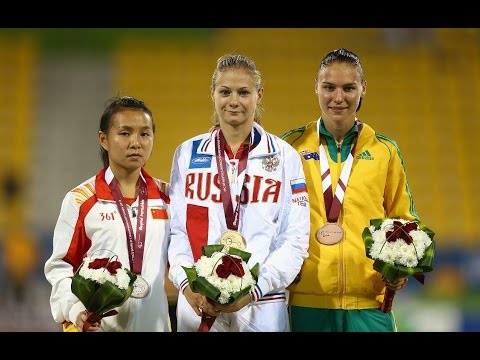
top-left (45, 96), bottom-right (171, 332)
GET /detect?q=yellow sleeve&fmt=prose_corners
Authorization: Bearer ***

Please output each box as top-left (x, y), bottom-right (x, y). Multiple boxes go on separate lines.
top-left (384, 142), bottom-right (418, 220)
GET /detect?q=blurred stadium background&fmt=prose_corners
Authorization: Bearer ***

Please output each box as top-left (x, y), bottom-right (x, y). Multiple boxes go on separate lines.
top-left (0, 28), bottom-right (479, 332)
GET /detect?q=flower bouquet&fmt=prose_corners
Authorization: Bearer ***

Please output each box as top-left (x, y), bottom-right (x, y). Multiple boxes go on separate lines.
top-left (71, 256), bottom-right (137, 331)
top-left (362, 217), bottom-right (435, 313)
top-left (182, 244), bottom-right (259, 331)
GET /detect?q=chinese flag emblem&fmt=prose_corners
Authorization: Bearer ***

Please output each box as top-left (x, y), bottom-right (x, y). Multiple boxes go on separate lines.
top-left (151, 208), bottom-right (168, 219)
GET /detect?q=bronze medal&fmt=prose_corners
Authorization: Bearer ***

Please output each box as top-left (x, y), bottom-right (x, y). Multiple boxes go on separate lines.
top-left (132, 275), bottom-right (150, 298)
top-left (220, 230), bottom-right (247, 250)
top-left (316, 223), bottom-right (344, 245)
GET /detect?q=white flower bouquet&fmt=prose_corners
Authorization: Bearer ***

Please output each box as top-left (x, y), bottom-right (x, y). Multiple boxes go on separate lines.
top-left (71, 256), bottom-right (136, 331)
top-left (362, 217), bottom-right (435, 312)
top-left (182, 244), bottom-right (259, 305)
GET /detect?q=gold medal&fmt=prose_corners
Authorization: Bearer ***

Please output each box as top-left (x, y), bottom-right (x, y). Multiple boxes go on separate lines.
top-left (316, 223), bottom-right (344, 245)
top-left (220, 230), bottom-right (247, 250)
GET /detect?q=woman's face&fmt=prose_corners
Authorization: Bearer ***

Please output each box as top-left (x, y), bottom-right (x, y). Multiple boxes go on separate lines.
top-left (99, 109), bottom-right (154, 173)
top-left (212, 68), bottom-right (263, 128)
top-left (316, 62), bottom-right (366, 126)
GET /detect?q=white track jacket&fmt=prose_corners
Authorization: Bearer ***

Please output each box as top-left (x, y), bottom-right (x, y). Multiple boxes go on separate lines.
top-left (168, 123), bottom-right (310, 304)
top-left (44, 167), bottom-right (171, 332)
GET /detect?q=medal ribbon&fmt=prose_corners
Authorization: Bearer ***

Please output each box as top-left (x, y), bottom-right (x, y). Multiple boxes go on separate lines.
top-left (198, 313), bottom-right (217, 332)
top-left (215, 130), bottom-right (249, 230)
top-left (109, 177), bottom-right (148, 274)
top-left (319, 120), bottom-right (363, 223)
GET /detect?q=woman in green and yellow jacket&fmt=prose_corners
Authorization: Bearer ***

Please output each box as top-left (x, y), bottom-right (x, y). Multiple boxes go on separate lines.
top-left (282, 48), bottom-right (415, 332)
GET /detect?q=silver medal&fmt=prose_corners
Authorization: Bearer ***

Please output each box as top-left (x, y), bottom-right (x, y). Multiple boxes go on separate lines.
top-left (132, 275), bottom-right (150, 298)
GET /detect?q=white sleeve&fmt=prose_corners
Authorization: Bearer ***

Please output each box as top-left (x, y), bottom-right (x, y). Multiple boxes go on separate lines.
top-left (167, 143), bottom-right (195, 292)
top-left (44, 192), bottom-right (84, 324)
top-left (252, 144), bottom-right (310, 300)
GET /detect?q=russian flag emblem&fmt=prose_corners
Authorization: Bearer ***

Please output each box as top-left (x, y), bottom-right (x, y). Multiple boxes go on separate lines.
top-left (290, 178), bottom-right (307, 194)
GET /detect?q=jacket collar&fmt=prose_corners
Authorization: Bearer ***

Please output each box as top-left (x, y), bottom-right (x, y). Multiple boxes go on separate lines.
top-left (95, 166), bottom-right (168, 203)
top-left (196, 122), bottom-right (280, 158)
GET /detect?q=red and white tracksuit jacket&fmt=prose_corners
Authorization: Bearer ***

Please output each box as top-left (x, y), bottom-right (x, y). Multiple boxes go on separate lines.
top-left (44, 167), bottom-right (171, 332)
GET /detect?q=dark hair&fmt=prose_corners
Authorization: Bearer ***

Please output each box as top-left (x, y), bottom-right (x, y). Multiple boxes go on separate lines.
top-left (99, 96), bottom-right (155, 167)
top-left (210, 54), bottom-right (263, 127)
top-left (317, 48), bottom-right (365, 111)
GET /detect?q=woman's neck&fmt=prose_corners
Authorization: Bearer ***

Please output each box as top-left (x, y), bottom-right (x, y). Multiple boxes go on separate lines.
top-left (110, 166), bottom-right (141, 198)
top-left (323, 118), bottom-right (355, 143)
top-left (221, 125), bottom-right (251, 154)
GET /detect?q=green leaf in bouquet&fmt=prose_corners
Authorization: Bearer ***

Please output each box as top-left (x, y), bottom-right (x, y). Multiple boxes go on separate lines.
top-left (227, 247), bottom-right (251, 262)
top-left (372, 259), bottom-right (400, 283)
top-left (193, 277), bottom-right (221, 301)
top-left (374, 257), bottom-right (433, 284)
top-left (397, 264), bottom-right (429, 277)
top-left (182, 265), bottom-right (198, 285)
top-left (182, 265), bottom-right (222, 301)
top-left (202, 244), bottom-right (225, 257)
top-left (369, 218), bottom-right (385, 230)
top-left (418, 223), bottom-right (435, 243)
top-left (88, 280), bottom-right (126, 315)
top-left (362, 227), bottom-right (373, 253)
top-left (417, 240), bottom-right (435, 273)
top-left (71, 273), bottom-right (99, 308)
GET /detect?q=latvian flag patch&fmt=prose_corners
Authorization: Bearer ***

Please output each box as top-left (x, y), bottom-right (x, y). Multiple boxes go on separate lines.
top-left (290, 178), bottom-right (307, 194)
